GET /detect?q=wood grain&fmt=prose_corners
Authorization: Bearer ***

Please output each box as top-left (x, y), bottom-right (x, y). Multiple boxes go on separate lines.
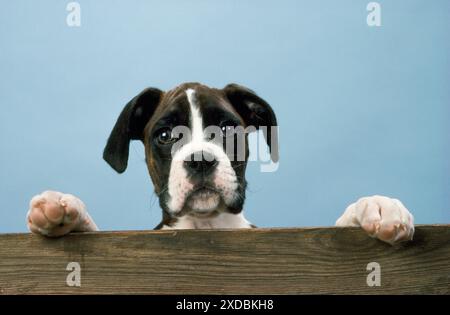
top-left (0, 225), bottom-right (449, 294)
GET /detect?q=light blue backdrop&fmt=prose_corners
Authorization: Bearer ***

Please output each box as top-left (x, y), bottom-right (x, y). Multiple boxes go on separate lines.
top-left (1, 0), bottom-right (449, 233)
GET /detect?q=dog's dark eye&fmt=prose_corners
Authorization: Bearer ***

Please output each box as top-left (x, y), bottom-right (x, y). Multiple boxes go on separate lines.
top-left (155, 128), bottom-right (177, 145)
top-left (220, 121), bottom-right (238, 137)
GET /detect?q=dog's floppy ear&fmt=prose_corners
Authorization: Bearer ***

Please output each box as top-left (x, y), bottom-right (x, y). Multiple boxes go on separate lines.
top-left (223, 83), bottom-right (279, 162)
top-left (103, 87), bottom-right (163, 173)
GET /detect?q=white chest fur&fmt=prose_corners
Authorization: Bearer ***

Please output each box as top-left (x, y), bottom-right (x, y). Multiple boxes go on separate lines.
top-left (161, 212), bottom-right (252, 230)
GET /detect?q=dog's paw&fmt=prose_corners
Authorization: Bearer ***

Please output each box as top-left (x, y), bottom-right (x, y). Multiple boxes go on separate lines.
top-left (27, 191), bottom-right (98, 237)
top-left (336, 195), bottom-right (414, 245)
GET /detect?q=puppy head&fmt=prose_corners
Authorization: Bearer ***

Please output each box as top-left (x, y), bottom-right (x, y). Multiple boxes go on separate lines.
top-left (103, 83), bottom-right (278, 218)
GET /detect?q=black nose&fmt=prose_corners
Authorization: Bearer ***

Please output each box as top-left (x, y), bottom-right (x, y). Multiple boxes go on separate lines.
top-left (184, 151), bottom-right (218, 175)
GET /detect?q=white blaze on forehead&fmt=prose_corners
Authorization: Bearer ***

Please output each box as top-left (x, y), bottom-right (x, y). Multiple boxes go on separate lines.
top-left (186, 88), bottom-right (204, 143)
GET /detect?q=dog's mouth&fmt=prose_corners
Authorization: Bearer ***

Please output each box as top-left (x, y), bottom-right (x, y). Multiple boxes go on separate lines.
top-left (185, 186), bottom-right (221, 214)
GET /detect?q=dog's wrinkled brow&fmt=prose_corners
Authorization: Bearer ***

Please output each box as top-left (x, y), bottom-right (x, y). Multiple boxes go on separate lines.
top-left (152, 110), bottom-right (182, 131)
top-left (146, 94), bottom-right (190, 136)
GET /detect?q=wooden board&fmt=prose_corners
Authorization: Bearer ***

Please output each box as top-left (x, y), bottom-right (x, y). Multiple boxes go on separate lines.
top-left (0, 225), bottom-right (449, 294)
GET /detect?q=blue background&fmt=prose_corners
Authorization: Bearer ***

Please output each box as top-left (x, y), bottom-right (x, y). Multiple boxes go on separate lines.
top-left (1, 0), bottom-right (449, 233)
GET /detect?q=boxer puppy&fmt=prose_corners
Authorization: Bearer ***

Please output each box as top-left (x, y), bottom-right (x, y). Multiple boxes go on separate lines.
top-left (26, 83), bottom-right (414, 244)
